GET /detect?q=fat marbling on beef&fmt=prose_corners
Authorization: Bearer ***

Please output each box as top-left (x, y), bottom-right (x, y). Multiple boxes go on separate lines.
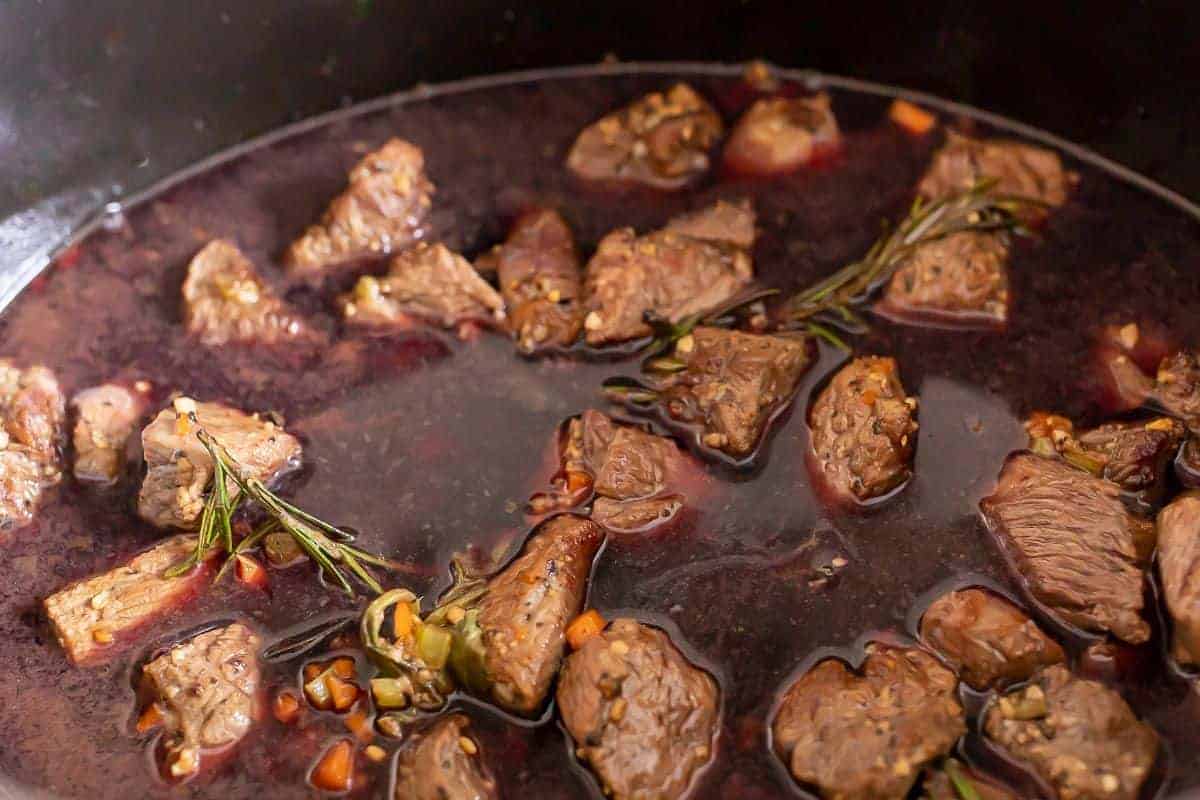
top-left (771, 643), bottom-right (965, 800)
top-left (567, 83), bottom-right (724, 189)
top-left (980, 452), bottom-right (1154, 644)
top-left (1157, 491), bottom-right (1200, 666)
top-left (557, 618), bottom-right (718, 800)
top-left (876, 231), bottom-right (1010, 327)
top-left (723, 93), bottom-right (840, 176)
top-left (392, 714), bottom-right (497, 800)
top-left (0, 360), bottom-right (65, 530)
top-left (71, 384), bottom-right (146, 485)
top-left (983, 665), bottom-right (1158, 800)
top-left (917, 131), bottom-right (1070, 216)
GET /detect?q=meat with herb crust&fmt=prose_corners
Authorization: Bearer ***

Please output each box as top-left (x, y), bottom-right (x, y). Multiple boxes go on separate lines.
top-left (44, 535), bottom-right (210, 665)
top-left (920, 588), bottom-right (1064, 690)
top-left (723, 93), bottom-right (840, 176)
top-left (876, 231), bottom-right (1010, 327)
top-left (140, 623), bottom-right (260, 779)
top-left (0, 360), bottom-right (65, 531)
top-left (663, 198), bottom-right (757, 250)
top-left (567, 83), bottom-right (724, 190)
top-left (183, 239), bottom-right (314, 347)
top-left (980, 452), bottom-right (1154, 644)
top-left (651, 326), bottom-right (812, 458)
top-left (340, 242), bottom-right (504, 331)
top-left (138, 400), bottom-right (302, 530)
top-left (392, 714), bottom-right (497, 800)
top-left (983, 665), bottom-right (1158, 800)
top-left (557, 618), bottom-right (719, 800)
top-left (917, 131), bottom-right (1070, 214)
top-left (1157, 491), bottom-right (1200, 666)
top-left (808, 356), bottom-right (918, 503)
top-left (285, 137), bottom-right (433, 280)
top-left (772, 643), bottom-right (965, 800)
top-left (71, 384), bottom-right (145, 485)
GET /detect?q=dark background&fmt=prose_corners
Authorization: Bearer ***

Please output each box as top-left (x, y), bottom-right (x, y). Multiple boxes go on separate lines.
top-left (0, 0), bottom-right (1196, 280)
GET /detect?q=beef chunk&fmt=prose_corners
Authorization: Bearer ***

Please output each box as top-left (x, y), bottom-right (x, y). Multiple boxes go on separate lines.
top-left (723, 93), bottom-right (840, 176)
top-left (650, 326), bottom-right (812, 458)
top-left (557, 618), bottom-right (719, 800)
top-left (0, 361), bottom-right (65, 530)
top-left (566, 83), bottom-right (723, 189)
top-left (920, 588), bottom-right (1064, 690)
top-left (983, 665), bottom-right (1158, 800)
top-left (140, 623), bottom-right (260, 778)
top-left (876, 231), bottom-right (1010, 327)
top-left (44, 535), bottom-right (209, 665)
top-left (392, 714), bottom-right (497, 800)
top-left (71, 384), bottom-right (145, 485)
top-left (808, 356), bottom-right (918, 503)
top-left (1152, 350), bottom-right (1200, 426)
top-left (772, 643), bottom-right (965, 800)
top-left (529, 410), bottom-right (701, 534)
top-left (917, 132), bottom-right (1070, 214)
top-left (340, 242), bottom-right (504, 331)
top-left (921, 762), bottom-right (1018, 800)
top-left (182, 239), bottom-right (314, 347)
top-left (582, 221), bottom-right (753, 347)
top-left (980, 453), bottom-right (1154, 644)
top-left (663, 198), bottom-right (757, 249)
top-left (285, 138), bottom-right (434, 280)
top-left (138, 399), bottom-right (302, 530)
top-left (1157, 491), bottom-right (1200, 665)
top-left (471, 514), bottom-right (605, 715)
top-left (489, 208), bottom-right (583, 353)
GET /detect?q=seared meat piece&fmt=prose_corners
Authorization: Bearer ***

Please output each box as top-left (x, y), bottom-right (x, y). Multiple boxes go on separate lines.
top-left (582, 224), bottom-right (752, 347)
top-left (808, 356), bottom-right (918, 503)
top-left (918, 131), bottom-right (1070, 214)
top-left (285, 137), bottom-right (434, 280)
top-left (530, 410), bottom-right (701, 534)
top-left (1025, 411), bottom-right (1184, 496)
top-left (44, 535), bottom-right (209, 665)
top-left (1157, 492), bottom-right (1200, 665)
top-left (980, 453), bottom-right (1154, 644)
top-left (71, 384), bottom-right (145, 485)
top-left (983, 665), bottom-right (1158, 800)
top-left (469, 514), bottom-right (605, 715)
top-left (182, 239), bottom-right (313, 347)
top-left (393, 714), bottom-right (497, 800)
top-left (723, 93), bottom-right (840, 176)
top-left (921, 763), bottom-right (1017, 800)
top-left (140, 623), bottom-right (260, 779)
top-left (489, 209), bottom-right (583, 353)
top-left (920, 588), bottom-right (1064, 690)
top-left (1152, 350), bottom-right (1200, 426)
top-left (0, 361), bottom-right (65, 530)
top-left (138, 399), bottom-right (302, 530)
top-left (340, 242), bottom-right (504, 331)
top-left (566, 83), bottom-right (724, 189)
top-left (876, 231), bottom-right (1010, 327)
top-left (772, 643), bottom-right (965, 800)
top-left (557, 618), bottom-right (719, 800)
top-left (651, 326), bottom-right (812, 458)
top-left (663, 198), bottom-right (757, 250)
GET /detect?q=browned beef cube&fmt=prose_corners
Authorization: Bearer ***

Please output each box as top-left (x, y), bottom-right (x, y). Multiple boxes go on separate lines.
top-left (141, 623), bottom-right (260, 779)
top-left (582, 225), bottom-right (752, 347)
top-left (808, 356), bottom-right (918, 503)
top-left (980, 453), bottom-right (1154, 644)
top-left (983, 665), bottom-right (1158, 800)
top-left (340, 242), bottom-right (504, 331)
top-left (1157, 491), bottom-right (1200, 665)
top-left (663, 197), bottom-right (757, 250)
top-left (723, 93), bottom-right (840, 176)
top-left (471, 514), bottom-right (605, 715)
top-left (138, 399), bottom-right (302, 529)
top-left (652, 326), bottom-right (812, 458)
top-left (285, 137), bottom-right (434, 280)
top-left (71, 384), bottom-right (146, 485)
top-left (566, 83), bottom-right (723, 190)
top-left (182, 239), bottom-right (314, 347)
top-left (1153, 350), bottom-right (1200, 426)
top-left (557, 618), bottom-right (719, 800)
top-left (917, 132), bottom-right (1070, 215)
top-left (0, 361), bottom-right (65, 530)
top-left (921, 763), bottom-right (1018, 800)
top-left (44, 535), bottom-right (209, 665)
top-left (489, 208), bottom-right (583, 353)
top-left (392, 714), bottom-right (497, 800)
top-left (876, 231), bottom-right (1010, 327)
top-left (772, 643), bottom-right (965, 800)
top-left (920, 588), bottom-right (1064, 690)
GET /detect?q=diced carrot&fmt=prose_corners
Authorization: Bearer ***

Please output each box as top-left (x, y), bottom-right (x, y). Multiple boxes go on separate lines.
top-left (393, 602), bottom-right (414, 641)
top-left (310, 739), bottom-right (354, 792)
top-left (889, 99), bottom-right (936, 135)
top-left (566, 609), bottom-right (607, 650)
top-left (566, 470), bottom-right (592, 493)
top-left (235, 554), bottom-right (269, 589)
top-left (304, 663), bottom-right (323, 682)
top-left (136, 702), bottom-right (163, 734)
top-left (344, 706), bottom-right (374, 744)
top-left (331, 657), bottom-right (356, 680)
top-left (327, 674), bottom-right (361, 712)
top-left (273, 690), bottom-right (301, 725)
